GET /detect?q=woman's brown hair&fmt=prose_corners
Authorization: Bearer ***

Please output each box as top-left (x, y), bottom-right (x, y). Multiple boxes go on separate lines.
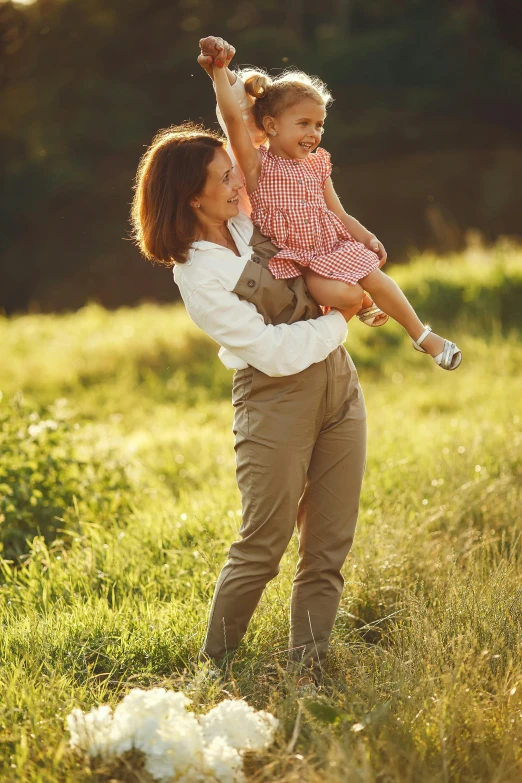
top-left (131, 122), bottom-right (225, 266)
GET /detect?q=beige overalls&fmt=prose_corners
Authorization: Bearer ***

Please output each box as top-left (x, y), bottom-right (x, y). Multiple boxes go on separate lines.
top-left (201, 229), bottom-right (367, 678)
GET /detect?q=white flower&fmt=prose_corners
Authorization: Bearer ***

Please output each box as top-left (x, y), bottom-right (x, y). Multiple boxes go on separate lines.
top-left (66, 705), bottom-right (113, 757)
top-left (27, 419), bottom-right (58, 437)
top-left (200, 699), bottom-right (278, 752)
top-left (141, 713), bottom-right (205, 780)
top-left (203, 736), bottom-right (244, 783)
top-left (109, 688), bottom-right (192, 754)
top-left (110, 688), bottom-right (205, 778)
top-left (143, 751), bottom-right (203, 783)
top-left (65, 689), bottom-right (278, 783)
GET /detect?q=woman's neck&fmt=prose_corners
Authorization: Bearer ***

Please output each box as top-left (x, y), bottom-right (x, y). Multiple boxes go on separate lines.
top-left (195, 219), bottom-right (239, 254)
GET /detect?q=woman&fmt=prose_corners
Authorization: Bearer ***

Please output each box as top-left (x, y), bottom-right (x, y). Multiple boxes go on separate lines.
top-left (130, 41), bottom-right (367, 684)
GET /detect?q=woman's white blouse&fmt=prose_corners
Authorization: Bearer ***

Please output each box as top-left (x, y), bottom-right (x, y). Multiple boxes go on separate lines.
top-left (173, 209), bottom-right (347, 377)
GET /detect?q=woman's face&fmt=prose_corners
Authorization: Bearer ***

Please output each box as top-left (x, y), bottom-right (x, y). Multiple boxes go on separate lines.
top-left (193, 147), bottom-right (243, 222)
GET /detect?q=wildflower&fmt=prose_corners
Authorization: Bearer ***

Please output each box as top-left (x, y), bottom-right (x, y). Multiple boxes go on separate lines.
top-left (27, 419), bottom-right (58, 438)
top-left (66, 689), bottom-right (278, 783)
top-left (110, 688), bottom-right (193, 754)
top-left (66, 705), bottom-right (113, 757)
top-left (203, 737), bottom-right (243, 783)
top-left (200, 699), bottom-right (278, 751)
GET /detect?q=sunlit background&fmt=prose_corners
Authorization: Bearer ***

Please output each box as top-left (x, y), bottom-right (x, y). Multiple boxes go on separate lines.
top-left (1, 0), bottom-right (521, 313)
top-left (1, 4), bottom-right (522, 781)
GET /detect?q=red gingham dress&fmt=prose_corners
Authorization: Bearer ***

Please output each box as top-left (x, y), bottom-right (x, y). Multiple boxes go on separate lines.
top-left (249, 146), bottom-right (380, 284)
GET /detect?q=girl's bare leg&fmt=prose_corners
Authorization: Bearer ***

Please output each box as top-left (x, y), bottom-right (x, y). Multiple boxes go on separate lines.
top-left (360, 269), bottom-right (445, 356)
top-left (301, 269), bottom-right (388, 324)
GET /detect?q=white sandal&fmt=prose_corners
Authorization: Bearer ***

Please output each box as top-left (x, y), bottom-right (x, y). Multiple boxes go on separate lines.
top-left (412, 326), bottom-right (462, 371)
top-left (357, 303), bottom-right (389, 327)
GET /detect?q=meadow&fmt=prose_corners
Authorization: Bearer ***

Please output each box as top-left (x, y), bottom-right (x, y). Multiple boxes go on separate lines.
top-left (0, 242), bottom-right (521, 782)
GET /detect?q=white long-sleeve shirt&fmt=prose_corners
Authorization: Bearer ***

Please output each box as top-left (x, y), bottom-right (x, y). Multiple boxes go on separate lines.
top-left (173, 208), bottom-right (347, 377)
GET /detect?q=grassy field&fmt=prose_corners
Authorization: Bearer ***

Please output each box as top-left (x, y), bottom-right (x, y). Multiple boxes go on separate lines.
top-left (0, 245), bottom-right (521, 782)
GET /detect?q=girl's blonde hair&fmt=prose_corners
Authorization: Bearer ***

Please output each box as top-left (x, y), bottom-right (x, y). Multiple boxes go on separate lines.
top-left (239, 67), bottom-right (332, 135)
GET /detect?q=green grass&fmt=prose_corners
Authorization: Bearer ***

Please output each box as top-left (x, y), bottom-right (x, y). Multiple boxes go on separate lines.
top-left (0, 247), bottom-right (521, 782)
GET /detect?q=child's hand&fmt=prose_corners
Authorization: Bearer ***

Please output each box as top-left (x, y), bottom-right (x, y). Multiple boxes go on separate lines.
top-left (366, 234), bottom-right (387, 267)
top-left (198, 36), bottom-right (235, 75)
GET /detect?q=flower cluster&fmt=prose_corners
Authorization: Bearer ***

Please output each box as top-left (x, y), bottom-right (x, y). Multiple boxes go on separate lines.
top-left (66, 688), bottom-right (278, 783)
top-left (27, 418), bottom-right (58, 438)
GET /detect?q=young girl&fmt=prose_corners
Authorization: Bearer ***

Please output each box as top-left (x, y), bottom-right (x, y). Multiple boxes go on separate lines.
top-left (210, 47), bottom-right (462, 370)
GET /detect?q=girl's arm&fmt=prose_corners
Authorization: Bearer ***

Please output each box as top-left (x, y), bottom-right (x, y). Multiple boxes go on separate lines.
top-left (324, 177), bottom-right (372, 243)
top-left (324, 177), bottom-right (387, 263)
top-left (212, 63), bottom-right (261, 193)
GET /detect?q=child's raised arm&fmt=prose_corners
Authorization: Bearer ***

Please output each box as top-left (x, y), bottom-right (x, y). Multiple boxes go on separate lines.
top-left (212, 62), bottom-right (261, 194)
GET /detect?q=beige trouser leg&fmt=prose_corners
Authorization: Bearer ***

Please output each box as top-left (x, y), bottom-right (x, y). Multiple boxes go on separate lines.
top-left (290, 352), bottom-right (366, 674)
top-left (201, 346), bottom-right (366, 674)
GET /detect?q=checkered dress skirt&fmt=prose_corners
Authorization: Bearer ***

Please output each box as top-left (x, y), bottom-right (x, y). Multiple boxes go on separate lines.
top-left (249, 146), bottom-right (379, 285)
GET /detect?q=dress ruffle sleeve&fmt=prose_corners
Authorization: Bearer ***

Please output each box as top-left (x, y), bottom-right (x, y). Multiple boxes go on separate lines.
top-left (312, 147), bottom-right (333, 187)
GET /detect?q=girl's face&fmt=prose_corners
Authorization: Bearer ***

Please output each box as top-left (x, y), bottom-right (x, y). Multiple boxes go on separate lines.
top-left (192, 147), bottom-right (243, 222)
top-left (266, 98), bottom-right (326, 160)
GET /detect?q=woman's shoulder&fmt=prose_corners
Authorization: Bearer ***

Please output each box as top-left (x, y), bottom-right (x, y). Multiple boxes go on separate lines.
top-left (173, 209), bottom-right (255, 296)
top-left (173, 241), bottom-right (251, 298)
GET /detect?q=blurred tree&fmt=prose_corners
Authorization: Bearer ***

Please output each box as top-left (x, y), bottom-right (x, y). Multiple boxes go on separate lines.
top-left (286, 0), bottom-right (304, 40)
top-left (0, 0), bottom-right (521, 313)
top-left (335, 0), bottom-right (351, 36)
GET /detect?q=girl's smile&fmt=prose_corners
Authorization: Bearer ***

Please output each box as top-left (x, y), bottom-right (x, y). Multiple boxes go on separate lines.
top-left (267, 98), bottom-right (326, 160)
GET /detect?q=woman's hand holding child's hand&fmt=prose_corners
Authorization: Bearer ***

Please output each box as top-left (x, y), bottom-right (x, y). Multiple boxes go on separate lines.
top-left (198, 36), bottom-right (235, 74)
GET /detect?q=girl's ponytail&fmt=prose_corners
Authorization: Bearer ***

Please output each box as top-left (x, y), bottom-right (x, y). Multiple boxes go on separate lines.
top-left (244, 71), bottom-right (273, 100)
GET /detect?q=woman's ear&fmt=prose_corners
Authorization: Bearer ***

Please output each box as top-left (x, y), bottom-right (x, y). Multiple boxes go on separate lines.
top-left (190, 199), bottom-right (201, 209)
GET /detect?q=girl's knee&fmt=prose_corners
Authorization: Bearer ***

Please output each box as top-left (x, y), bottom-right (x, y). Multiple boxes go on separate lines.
top-left (319, 281), bottom-right (363, 309)
top-left (338, 283), bottom-right (364, 309)
top-left (304, 271), bottom-right (363, 309)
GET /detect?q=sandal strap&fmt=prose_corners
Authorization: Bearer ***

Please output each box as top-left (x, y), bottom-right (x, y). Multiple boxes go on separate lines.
top-left (439, 340), bottom-right (457, 370)
top-left (414, 325), bottom-right (432, 348)
top-left (358, 304), bottom-right (380, 317)
top-left (434, 341), bottom-right (461, 370)
top-left (358, 305), bottom-right (386, 323)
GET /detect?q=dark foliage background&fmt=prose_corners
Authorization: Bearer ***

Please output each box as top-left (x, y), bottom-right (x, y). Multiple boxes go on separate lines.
top-left (1, 0), bottom-right (521, 314)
